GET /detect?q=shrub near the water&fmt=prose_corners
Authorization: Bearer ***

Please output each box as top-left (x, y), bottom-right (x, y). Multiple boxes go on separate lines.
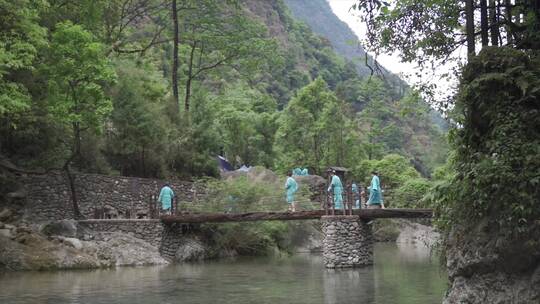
top-left (197, 176), bottom-right (311, 256)
top-left (393, 178), bottom-right (432, 208)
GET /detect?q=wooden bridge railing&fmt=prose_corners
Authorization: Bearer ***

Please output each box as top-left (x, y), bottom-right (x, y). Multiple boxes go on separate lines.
top-left (90, 183), bottom-right (414, 221)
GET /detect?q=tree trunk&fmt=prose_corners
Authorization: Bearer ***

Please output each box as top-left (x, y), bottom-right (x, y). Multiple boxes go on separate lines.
top-left (480, 0), bottom-right (489, 46)
top-left (505, 0), bottom-right (513, 45)
top-left (141, 145), bottom-right (146, 177)
top-left (64, 123), bottom-right (83, 219)
top-left (338, 123), bottom-right (344, 166)
top-left (72, 122), bottom-right (81, 169)
top-left (172, 0), bottom-right (180, 115)
top-left (466, 0), bottom-right (476, 59)
top-left (184, 42), bottom-right (196, 112)
top-left (489, 0), bottom-right (500, 46)
top-left (64, 164), bottom-right (82, 219)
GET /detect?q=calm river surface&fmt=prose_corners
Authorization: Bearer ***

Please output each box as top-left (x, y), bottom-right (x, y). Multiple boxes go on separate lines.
top-left (0, 243), bottom-right (447, 304)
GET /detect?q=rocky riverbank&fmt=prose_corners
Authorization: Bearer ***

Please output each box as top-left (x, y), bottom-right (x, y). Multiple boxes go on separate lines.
top-left (0, 217), bottom-right (168, 271)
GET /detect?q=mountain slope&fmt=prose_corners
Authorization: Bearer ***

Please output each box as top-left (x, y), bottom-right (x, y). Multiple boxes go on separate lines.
top-left (284, 0), bottom-right (371, 75)
top-left (283, 0), bottom-right (404, 89)
top-left (246, 0), bottom-right (448, 173)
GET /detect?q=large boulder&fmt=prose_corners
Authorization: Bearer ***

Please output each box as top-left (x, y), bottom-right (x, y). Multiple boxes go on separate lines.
top-left (396, 221), bottom-right (440, 248)
top-left (221, 166), bottom-right (280, 185)
top-left (0, 230), bottom-right (99, 271)
top-left (40, 220), bottom-right (84, 238)
top-left (294, 175), bottom-right (326, 192)
top-left (0, 208), bottom-right (13, 222)
top-left (81, 232), bottom-right (168, 267)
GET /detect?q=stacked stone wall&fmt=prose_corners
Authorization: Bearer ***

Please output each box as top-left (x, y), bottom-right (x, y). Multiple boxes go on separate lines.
top-left (23, 172), bottom-right (204, 222)
top-left (25, 173), bottom-right (75, 221)
top-left (321, 215), bottom-right (373, 268)
top-left (159, 224), bottom-right (186, 260)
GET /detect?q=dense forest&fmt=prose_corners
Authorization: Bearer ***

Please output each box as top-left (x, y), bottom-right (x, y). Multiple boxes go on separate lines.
top-left (0, 0), bottom-right (448, 189)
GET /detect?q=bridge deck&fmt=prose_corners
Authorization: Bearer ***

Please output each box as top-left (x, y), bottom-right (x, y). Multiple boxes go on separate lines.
top-left (160, 208), bottom-right (433, 224)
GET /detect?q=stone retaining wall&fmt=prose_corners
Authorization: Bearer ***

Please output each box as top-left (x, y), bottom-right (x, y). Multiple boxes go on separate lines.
top-left (23, 172), bottom-right (204, 222)
top-left (77, 219), bottom-right (185, 260)
top-left (321, 215), bottom-right (373, 268)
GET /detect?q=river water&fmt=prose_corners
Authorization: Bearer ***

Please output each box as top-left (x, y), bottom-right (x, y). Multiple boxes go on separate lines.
top-left (0, 243), bottom-right (447, 304)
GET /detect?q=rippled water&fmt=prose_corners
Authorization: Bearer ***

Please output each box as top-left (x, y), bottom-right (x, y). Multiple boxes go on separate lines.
top-left (0, 243), bottom-right (447, 304)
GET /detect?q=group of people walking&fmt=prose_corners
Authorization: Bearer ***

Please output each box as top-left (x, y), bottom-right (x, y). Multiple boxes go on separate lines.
top-left (157, 170), bottom-right (385, 215)
top-left (285, 170), bottom-right (385, 212)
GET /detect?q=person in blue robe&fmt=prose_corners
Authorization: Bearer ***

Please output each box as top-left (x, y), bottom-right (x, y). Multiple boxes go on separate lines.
top-left (158, 183), bottom-right (175, 214)
top-left (367, 172), bottom-right (385, 209)
top-left (285, 172), bottom-right (298, 212)
top-left (328, 171), bottom-right (344, 210)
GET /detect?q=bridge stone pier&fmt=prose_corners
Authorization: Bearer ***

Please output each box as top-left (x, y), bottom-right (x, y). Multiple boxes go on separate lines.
top-left (321, 215), bottom-right (373, 268)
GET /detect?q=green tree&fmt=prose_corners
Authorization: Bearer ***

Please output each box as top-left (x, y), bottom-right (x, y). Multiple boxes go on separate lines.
top-left (355, 154), bottom-right (420, 189)
top-left (179, 0), bottom-right (277, 112)
top-left (275, 78), bottom-right (359, 174)
top-left (42, 21), bottom-right (115, 217)
top-left (393, 178), bottom-right (432, 208)
top-left (0, 0), bottom-right (47, 115)
top-left (106, 59), bottom-right (169, 177)
top-left (213, 84), bottom-right (278, 168)
top-left (353, 0), bottom-right (540, 63)
top-left (44, 21), bottom-right (116, 164)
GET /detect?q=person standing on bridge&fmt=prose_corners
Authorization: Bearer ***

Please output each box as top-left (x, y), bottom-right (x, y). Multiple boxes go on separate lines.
top-left (285, 172), bottom-right (298, 212)
top-left (328, 171), bottom-right (344, 210)
top-left (158, 183), bottom-right (175, 215)
top-left (367, 171), bottom-right (385, 209)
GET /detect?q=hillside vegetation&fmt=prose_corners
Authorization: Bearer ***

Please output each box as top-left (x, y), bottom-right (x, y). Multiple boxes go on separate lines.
top-left (0, 0), bottom-right (447, 188)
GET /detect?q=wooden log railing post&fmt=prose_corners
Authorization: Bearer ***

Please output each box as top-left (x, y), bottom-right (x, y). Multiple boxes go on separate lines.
top-left (325, 189), bottom-right (329, 215)
top-left (347, 183), bottom-right (353, 216)
top-left (318, 186), bottom-right (327, 210)
top-left (330, 189), bottom-right (335, 216)
top-left (149, 194), bottom-right (158, 219)
top-left (345, 184), bottom-right (347, 215)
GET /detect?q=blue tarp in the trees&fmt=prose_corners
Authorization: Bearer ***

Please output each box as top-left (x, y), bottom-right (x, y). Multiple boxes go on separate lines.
top-left (217, 156), bottom-right (234, 172)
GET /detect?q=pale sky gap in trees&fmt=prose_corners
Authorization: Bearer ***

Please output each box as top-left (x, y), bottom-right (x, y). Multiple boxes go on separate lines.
top-left (328, 0), bottom-right (465, 105)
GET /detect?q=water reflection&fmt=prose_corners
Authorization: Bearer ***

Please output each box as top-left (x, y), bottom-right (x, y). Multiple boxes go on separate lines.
top-left (396, 242), bottom-right (434, 261)
top-left (323, 267), bottom-right (375, 304)
top-left (0, 244), bottom-right (446, 304)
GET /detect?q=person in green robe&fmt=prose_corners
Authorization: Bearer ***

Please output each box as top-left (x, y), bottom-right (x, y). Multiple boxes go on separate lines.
top-left (285, 172), bottom-right (298, 212)
top-left (328, 171), bottom-right (344, 210)
top-left (158, 183), bottom-right (175, 214)
top-left (367, 171), bottom-right (385, 209)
